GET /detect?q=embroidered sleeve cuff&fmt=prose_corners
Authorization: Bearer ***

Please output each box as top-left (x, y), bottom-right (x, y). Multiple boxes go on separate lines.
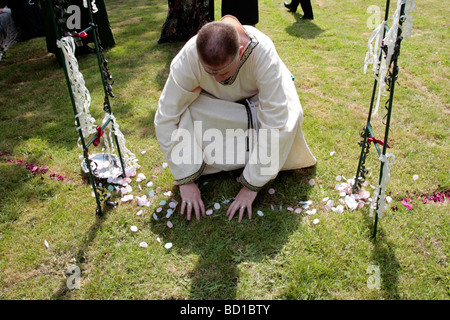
top-left (176, 162), bottom-right (206, 185)
top-left (239, 173), bottom-right (264, 192)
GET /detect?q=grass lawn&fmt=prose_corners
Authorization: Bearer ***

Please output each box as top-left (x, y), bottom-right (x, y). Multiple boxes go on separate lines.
top-left (0, 0), bottom-right (448, 300)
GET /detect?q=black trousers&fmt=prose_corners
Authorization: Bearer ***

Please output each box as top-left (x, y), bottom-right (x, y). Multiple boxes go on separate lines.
top-left (289, 0), bottom-right (314, 19)
top-left (222, 0), bottom-right (259, 25)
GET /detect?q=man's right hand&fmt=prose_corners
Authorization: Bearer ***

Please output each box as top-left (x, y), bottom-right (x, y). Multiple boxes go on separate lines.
top-left (179, 182), bottom-right (205, 220)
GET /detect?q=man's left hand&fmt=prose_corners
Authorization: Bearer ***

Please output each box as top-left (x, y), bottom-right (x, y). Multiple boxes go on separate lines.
top-left (226, 187), bottom-right (258, 222)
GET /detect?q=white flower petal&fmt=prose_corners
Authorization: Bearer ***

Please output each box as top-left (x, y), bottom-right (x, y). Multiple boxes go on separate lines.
top-left (164, 242), bottom-right (172, 249)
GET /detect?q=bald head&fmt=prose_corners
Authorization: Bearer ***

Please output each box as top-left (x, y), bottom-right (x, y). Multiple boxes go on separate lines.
top-left (196, 21), bottom-right (240, 68)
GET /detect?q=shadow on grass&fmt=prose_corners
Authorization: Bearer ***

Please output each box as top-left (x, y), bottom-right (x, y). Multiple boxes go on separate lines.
top-left (365, 216), bottom-right (401, 299)
top-left (151, 166), bottom-right (316, 299)
top-left (285, 14), bottom-right (323, 39)
top-left (50, 205), bottom-right (114, 300)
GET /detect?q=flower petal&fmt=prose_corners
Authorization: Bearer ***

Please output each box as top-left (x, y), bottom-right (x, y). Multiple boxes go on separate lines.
top-left (139, 242), bottom-right (148, 248)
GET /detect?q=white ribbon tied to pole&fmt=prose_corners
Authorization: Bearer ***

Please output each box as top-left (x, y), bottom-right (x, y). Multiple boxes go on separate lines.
top-left (364, 0), bottom-right (415, 115)
top-left (57, 36), bottom-right (138, 172)
top-left (370, 153), bottom-right (395, 219)
top-left (56, 36), bottom-right (97, 146)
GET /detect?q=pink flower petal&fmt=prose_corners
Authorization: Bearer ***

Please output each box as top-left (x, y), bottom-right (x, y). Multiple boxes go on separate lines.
top-left (309, 179), bottom-right (315, 186)
top-left (413, 174), bottom-right (419, 181)
top-left (401, 201), bottom-right (413, 210)
top-left (268, 188), bottom-right (275, 195)
top-left (206, 209), bottom-right (213, 215)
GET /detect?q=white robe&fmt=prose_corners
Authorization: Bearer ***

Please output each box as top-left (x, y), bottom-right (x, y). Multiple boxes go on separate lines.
top-left (154, 19), bottom-right (316, 191)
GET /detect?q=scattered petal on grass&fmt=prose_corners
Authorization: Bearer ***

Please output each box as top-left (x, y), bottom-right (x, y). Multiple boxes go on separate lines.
top-left (162, 162), bottom-right (168, 168)
top-left (214, 203), bottom-right (220, 210)
top-left (332, 205), bottom-right (345, 213)
top-left (130, 226), bottom-right (138, 232)
top-left (167, 221), bottom-right (173, 228)
top-left (153, 213), bottom-right (159, 220)
top-left (330, 151), bottom-right (336, 156)
top-left (268, 188), bottom-right (275, 195)
top-left (359, 190), bottom-right (371, 199)
top-left (306, 209), bottom-right (317, 215)
top-left (166, 209), bottom-right (173, 218)
top-left (257, 210), bottom-right (264, 216)
top-left (206, 209), bottom-right (213, 215)
top-left (44, 240), bottom-right (49, 249)
top-left (136, 195), bottom-right (149, 207)
top-left (287, 207), bottom-right (294, 211)
top-left (336, 175), bottom-right (342, 181)
top-left (141, 151), bottom-right (146, 155)
top-left (169, 201), bottom-right (177, 208)
top-left (164, 191), bottom-right (173, 197)
top-left (345, 195), bottom-right (358, 211)
top-left (120, 194), bottom-right (133, 202)
top-left (148, 190), bottom-right (155, 197)
top-left (136, 210), bottom-right (143, 216)
top-left (401, 201), bottom-right (413, 210)
top-left (386, 196), bottom-right (393, 203)
top-left (295, 208), bottom-right (302, 214)
top-left (156, 207), bottom-right (162, 213)
top-left (139, 242), bottom-right (148, 248)
top-left (322, 197), bottom-right (329, 202)
top-left (313, 218), bottom-right (320, 225)
top-left (125, 167), bottom-right (136, 177)
top-left (160, 200), bottom-right (166, 206)
top-left (413, 174), bottom-right (419, 181)
top-left (156, 237), bottom-right (161, 243)
top-left (309, 179), bottom-right (315, 186)
top-left (164, 242), bottom-right (173, 249)
top-left (146, 181), bottom-right (153, 187)
top-left (136, 173), bottom-right (146, 182)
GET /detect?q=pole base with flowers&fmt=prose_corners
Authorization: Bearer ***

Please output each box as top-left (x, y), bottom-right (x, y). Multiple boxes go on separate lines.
top-left (44, 0), bottom-right (137, 216)
top-left (353, 0), bottom-right (415, 239)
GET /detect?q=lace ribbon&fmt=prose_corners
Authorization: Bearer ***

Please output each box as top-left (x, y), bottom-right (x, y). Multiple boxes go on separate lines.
top-left (370, 153), bottom-right (395, 218)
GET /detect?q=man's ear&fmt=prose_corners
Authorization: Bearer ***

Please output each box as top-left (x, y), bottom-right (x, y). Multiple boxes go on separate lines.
top-left (239, 45), bottom-right (244, 57)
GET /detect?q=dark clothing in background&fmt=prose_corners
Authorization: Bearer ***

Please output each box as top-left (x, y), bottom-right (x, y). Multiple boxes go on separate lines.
top-left (221, 0), bottom-right (259, 25)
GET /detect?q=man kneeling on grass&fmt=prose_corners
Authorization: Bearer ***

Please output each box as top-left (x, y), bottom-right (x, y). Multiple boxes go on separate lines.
top-left (154, 15), bottom-right (316, 222)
